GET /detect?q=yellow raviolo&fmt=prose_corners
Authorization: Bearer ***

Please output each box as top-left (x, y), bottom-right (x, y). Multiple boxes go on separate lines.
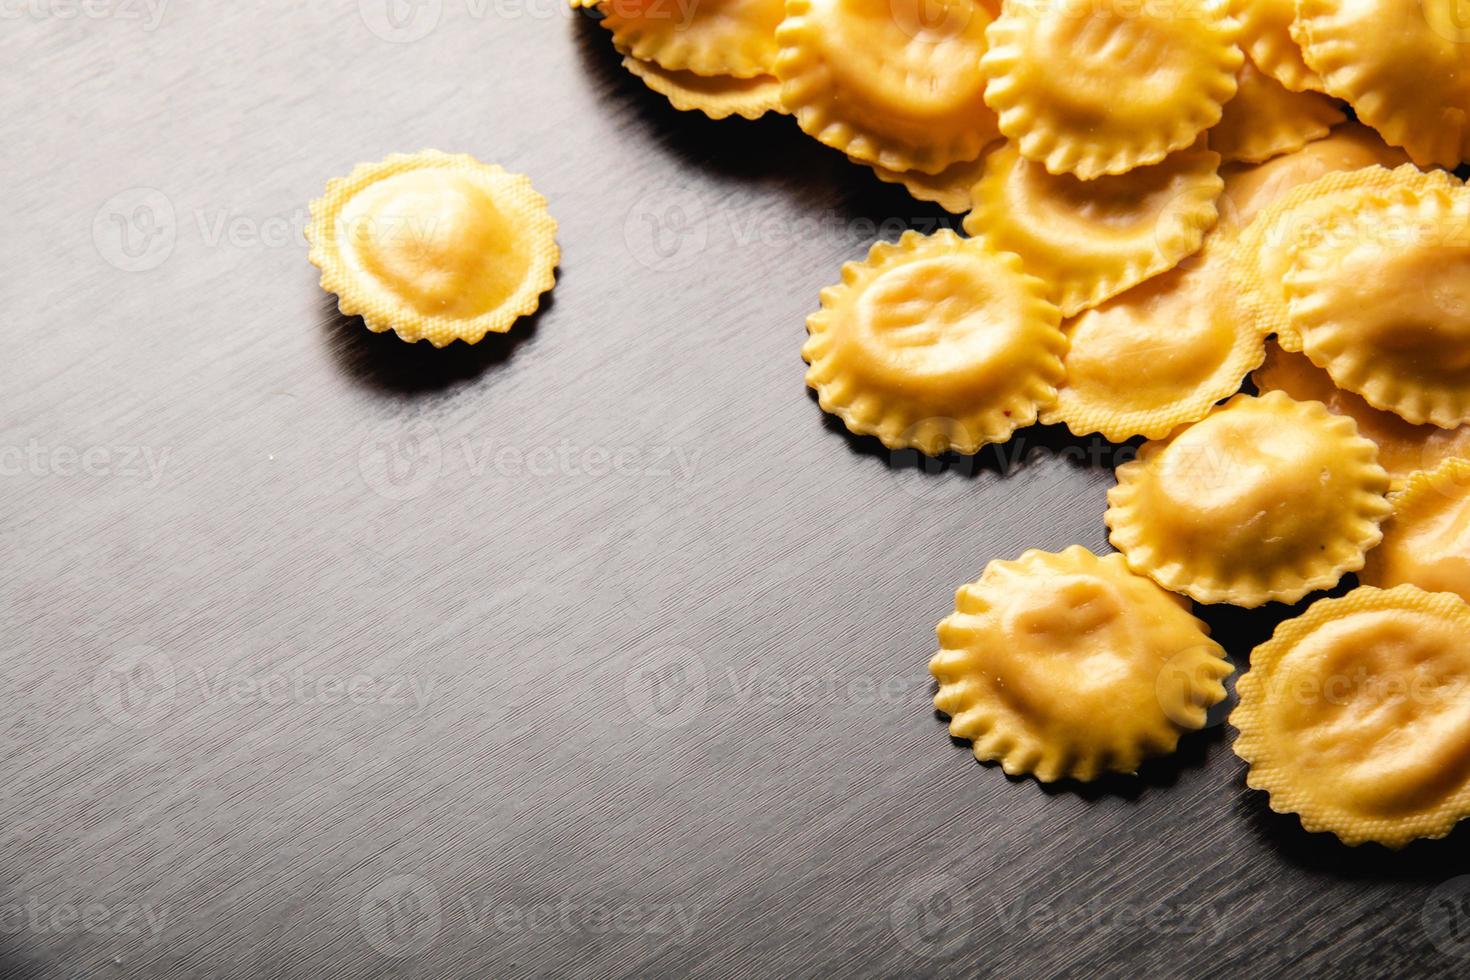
top-left (1285, 183), bottom-right (1470, 428)
top-left (306, 151), bottom-right (559, 348)
top-left (963, 142), bottom-right (1223, 317)
top-left (776, 0), bottom-right (1001, 175)
top-left (1293, 0), bottom-right (1470, 168)
top-left (1105, 391), bottom-right (1392, 606)
top-left (1217, 123), bottom-right (1409, 231)
top-left (981, 0), bottom-right (1242, 179)
top-left (1227, 0), bottom-right (1323, 92)
top-left (1045, 245), bottom-right (1267, 441)
top-left (1231, 164), bottom-right (1454, 350)
top-left (861, 152), bottom-right (995, 215)
top-left (622, 57), bottom-right (784, 120)
top-left (1362, 459), bottom-right (1470, 603)
top-left (931, 547), bottom-right (1233, 783)
top-left (801, 230), bottom-right (1065, 455)
top-left (1209, 58), bottom-right (1344, 165)
top-left (1253, 345), bottom-right (1470, 489)
top-left (600, 0), bottom-right (784, 78)
top-left (1232, 585), bottom-right (1470, 848)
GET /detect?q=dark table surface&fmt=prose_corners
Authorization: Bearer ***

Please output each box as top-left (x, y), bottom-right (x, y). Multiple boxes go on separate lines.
top-left (4, 4), bottom-right (1470, 978)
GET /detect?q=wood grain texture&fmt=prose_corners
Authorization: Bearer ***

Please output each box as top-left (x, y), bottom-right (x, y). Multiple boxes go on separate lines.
top-left (2, 4), bottom-right (1469, 978)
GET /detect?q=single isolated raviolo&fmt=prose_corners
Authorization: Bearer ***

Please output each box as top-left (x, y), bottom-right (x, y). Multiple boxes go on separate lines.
top-left (931, 547), bottom-right (1233, 783)
top-left (1044, 244), bottom-right (1267, 441)
top-left (981, 0), bottom-right (1243, 178)
top-left (1208, 58), bottom-right (1343, 165)
top-left (1284, 181), bottom-right (1470, 428)
top-left (306, 151), bottom-right (559, 348)
top-left (1361, 458), bottom-right (1470, 603)
top-left (1105, 391), bottom-right (1392, 606)
top-left (776, 0), bottom-right (1001, 174)
top-left (1216, 122), bottom-right (1409, 231)
top-left (1253, 345), bottom-right (1470, 489)
top-left (1293, 0), bottom-right (1470, 168)
top-left (622, 57), bottom-right (785, 120)
top-left (600, 0), bottom-right (785, 78)
top-left (801, 230), bottom-right (1065, 455)
top-left (1231, 164), bottom-right (1455, 350)
top-left (963, 141), bottom-right (1223, 316)
top-left (1232, 585), bottom-right (1470, 848)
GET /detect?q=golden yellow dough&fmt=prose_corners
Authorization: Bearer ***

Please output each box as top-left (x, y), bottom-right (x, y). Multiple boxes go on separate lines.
top-left (1227, 0), bottom-right (1323, 92)
top-left (1284, 180), bottom-right (1470, 428)
top-left (1293, 0), bottom-right (1470, 168)
top-left (1253, 345), bottom-right (1470, 489)
top-left (776, 0), bottom-right (1000, 175)
top-left (860, 152), bottom-right (995, 215)
top-left (1231, 164), bottom-right (1457, 350)
top-left (1232, 584), bottom-right (1470, 848)
top-left (621, 57), bottom-right (784, 120)
top-left (1105, 391), bottom-right (1391, 606)
top-left (1208, 58), bottom-right (1344, 165)
top-left (801, 230), bottom-right (1065, 455)
top-left (963, 141), bottom-right (1223, 316)
top-left (601, 0), bottom-right (785, 78)
top-left (306, 151), bottom-right (559, 348)
top-left (1045, 244), bottom-right (1266, 441)
top-left (931, 546), bottom-right (1232, 783)
top-left (980, 0), bottom-right (1242, 178)
top-left (1216, 123), bottom-right (1409, 231)
top-left (1362, 459), bottom-right (1470, 602)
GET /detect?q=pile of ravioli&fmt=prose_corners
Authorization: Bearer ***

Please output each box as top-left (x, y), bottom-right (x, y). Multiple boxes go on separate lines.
top-left (586, 0), bottom-right (1470, 849)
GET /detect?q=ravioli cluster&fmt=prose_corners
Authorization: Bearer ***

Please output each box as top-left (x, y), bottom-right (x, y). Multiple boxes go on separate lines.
top-left (576, 2), bottom-right (1470, 847)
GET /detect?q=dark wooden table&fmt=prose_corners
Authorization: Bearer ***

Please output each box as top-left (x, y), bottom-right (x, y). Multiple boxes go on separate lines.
top-left (4, 4), bottom-right (1468, 977)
